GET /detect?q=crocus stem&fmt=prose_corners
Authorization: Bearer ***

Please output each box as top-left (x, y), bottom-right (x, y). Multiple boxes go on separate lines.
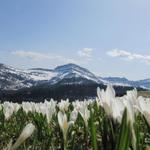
top-left (63, 134), bottom-right (67, 150)
top-left (109, 118), bottom-right (115, 149)
top-left (84, 124), bottom-right (88, 145)
top-left (71, 132), bottom-right (76, 150)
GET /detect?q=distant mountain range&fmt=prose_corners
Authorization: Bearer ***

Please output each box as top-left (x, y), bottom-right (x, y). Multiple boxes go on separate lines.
top-left (0, 63), bottom-right (150, 90)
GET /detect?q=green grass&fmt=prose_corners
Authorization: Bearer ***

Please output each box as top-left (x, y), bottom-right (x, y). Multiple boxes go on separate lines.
top-left (0, 102), bottom-right (150, 150)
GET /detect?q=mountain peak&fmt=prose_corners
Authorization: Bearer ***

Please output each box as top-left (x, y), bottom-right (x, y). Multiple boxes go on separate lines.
top-left (54, 63), bottom-right (95, 76)
top-left (54, 63), bottom-right (81, 71)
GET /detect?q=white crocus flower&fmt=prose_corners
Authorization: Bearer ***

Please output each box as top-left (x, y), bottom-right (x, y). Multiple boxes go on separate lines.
top-left (97, 85), bottom-right (127, 123)
top-left (11, 123), bottom-right (35, 150)
top-left (37, 100), bottom-right (56, 124)
top-left (70, 109), bottom-right (78, 123)
top-left (126, 88), bottom-right (139, 114)
top-left (58, 99), bottom-right (70, 112)
top-left (72, 100), bottom-right (90, 126)
top-left (13, 103), bottom-right (21, 113)
top-left (3, 102), bottom-right (14, 120)
top-left (122, 94), bottom-right (138, 149)
top-left (58, 111), bottom-right (74, 141)
top-left (97, 84), bottom-right (115, 117)
top-left (138, 96), bottom-right (150, 126)
top-left (45, 106), bottom-right (56, 124)
top-left (122, 97), bottom-right (135, 125)
top-left (127, 88), bottom-right (138, 105)
top-left (78, 106), bottom-right (90, 127)
top-left (72, 100), bottom-right (80, 110)
top-left (111, 98), bottom-right (125, 123)
top-left (22, 102), bottom-right (33, 113)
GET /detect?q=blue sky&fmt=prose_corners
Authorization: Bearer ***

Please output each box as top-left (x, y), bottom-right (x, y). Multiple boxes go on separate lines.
top-left (0, 0), bottom-right (150, 80)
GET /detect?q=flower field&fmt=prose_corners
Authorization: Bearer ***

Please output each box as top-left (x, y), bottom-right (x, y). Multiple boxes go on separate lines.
top-left (0, 85), bottom-right (150, 150)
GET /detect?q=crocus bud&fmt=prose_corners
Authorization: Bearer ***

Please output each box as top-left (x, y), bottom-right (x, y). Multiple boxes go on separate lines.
top-left (58, 111), bottom-right (74, 141)
top-left (11, 123), bottom-right (35, 150)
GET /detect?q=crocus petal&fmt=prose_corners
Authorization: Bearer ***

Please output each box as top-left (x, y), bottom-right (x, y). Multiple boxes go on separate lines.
top-left (123, 99), bottom-right (134, 125)
top-left (70, 109), bottom-right (78, 122)
top-left (106, 84), bottom-right (115, 105)
top-left (58, 111), bottom-right (64, 129)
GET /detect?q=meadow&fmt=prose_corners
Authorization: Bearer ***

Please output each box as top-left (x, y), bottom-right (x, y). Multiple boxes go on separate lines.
top-left (0, 85), bottom-right (150, 150)
top-left (138, 91), bottom-right (150, 98)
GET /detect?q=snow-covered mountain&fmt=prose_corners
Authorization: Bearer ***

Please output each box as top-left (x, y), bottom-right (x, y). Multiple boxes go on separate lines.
top-left (101, 77), bottom-right (150, 89)
top-left (0, 63), bottom-right (34, 90)
top-left (101, 77), bottom-right (135, 87)
top-left (52, 64), bottom-right (102, 85)
top-left (133, 79), bottom-right (150, 89)
top-left (0, 63), bottom-right (103, 90)
top-left (0, 63), bottom-right (149, 90)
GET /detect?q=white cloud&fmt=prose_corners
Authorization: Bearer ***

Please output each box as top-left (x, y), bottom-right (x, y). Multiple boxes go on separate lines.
top-left (77, 48), bottom-right (93, 60)
top-left (11, 49), bottom-right (95, 66)
top-left (107, 49), bottom-right (150, 64)
top-left (11, 50), bottom-right (76, 63)
top-left (12, 51), bottom-right (53, 61)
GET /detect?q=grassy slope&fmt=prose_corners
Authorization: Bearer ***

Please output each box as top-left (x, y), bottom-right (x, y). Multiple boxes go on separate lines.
top-left (138, 90), bottom-right (150, 98)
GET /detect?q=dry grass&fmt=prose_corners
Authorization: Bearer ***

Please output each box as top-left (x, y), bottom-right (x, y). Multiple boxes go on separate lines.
top-left (138, 90), bottom-right (150, 98)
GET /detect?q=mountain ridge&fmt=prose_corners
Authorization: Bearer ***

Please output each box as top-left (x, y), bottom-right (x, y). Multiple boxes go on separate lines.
top-left (0, 63), bottom-right (150, 90)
